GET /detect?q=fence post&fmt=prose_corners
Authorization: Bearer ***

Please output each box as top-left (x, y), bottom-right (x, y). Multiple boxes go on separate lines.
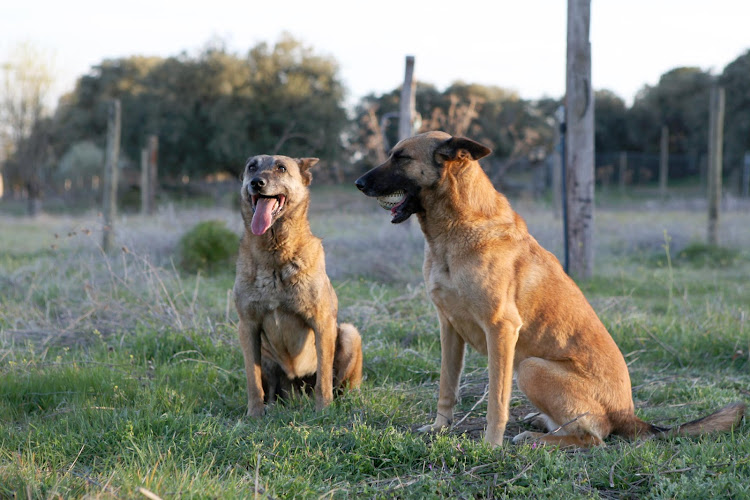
top-left (618, 151), bottom-right (627, 194)
top-left (147, 135), bottom-right (158, 215)
top-left (552, 108), bottom-right (564, 220)
top-left (742, 152), bottom-right (750, 198)
top-left (707, 85), bottom-right (725, 246)
top-left (140, 148), bottom-right (149, 215)
top-left (659, 125), bottom-right (668, 198)
top-left (398, 55), bottom-right (416, 142)
top-left (565, 0), bottom-right (594, 279)
top-left (102, 99), bottom-right (121, 252)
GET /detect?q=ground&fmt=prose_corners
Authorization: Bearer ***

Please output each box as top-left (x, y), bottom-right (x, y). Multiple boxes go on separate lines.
top-left (1, 186), bottom-right (748, 498)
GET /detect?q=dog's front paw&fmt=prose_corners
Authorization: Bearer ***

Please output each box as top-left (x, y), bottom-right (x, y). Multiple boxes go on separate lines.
top-left (314, 395), bottom-right (333, 412)
top-left (246, 404), bottom-right (265, 418)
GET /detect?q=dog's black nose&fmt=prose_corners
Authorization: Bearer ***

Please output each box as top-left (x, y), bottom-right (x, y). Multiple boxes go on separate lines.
top-left (354, 177), bottom-right (365, 191)
top-left (250, 177), bottom-right (266, 189)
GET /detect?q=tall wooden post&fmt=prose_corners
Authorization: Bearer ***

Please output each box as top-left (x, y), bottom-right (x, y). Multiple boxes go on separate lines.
top-left (102, 99), bottom-right (121, 252)
top-left (742, 152), bottom-right (750, 198)
top-left (707, 86), bottom-right (725, 246)
top-left (140, 148), bottom-right (149, 215)
top-left (398, 55), bottom-right (416, 142)
top-left (565, 0), bottom-right (594, 279)
top-left (659, 125), bottom-right (669, 198)
top-left (618, 151), bottom-right (627, 194)
top-left (147, 135), bottom-right (158, 215)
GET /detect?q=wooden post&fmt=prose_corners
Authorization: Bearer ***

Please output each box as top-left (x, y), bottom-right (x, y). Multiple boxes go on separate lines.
top-left (707, 86), bottom-right (725, 246)
top-left (147, 135), bottom-right (158, 215)
top-left (618, 151), bottom-right (627, 195)
top-left (398, 55), bottom-right (416, 142)
top-left (102, 99), bottom-right (121, 252)
top-left (659, 125), bottom-right (669, 198)
top-left (140, 148), bottom-right (148, 215)
top-left (742, 152), bottom-right (750, 198)
top-left (565, 0), bottom-right (595, 279)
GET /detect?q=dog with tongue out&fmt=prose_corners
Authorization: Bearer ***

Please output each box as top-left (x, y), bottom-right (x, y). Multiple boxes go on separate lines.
top-left (234, 154), bottom-right (363, 418)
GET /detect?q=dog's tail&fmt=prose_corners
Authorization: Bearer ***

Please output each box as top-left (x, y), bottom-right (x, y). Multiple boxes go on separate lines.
top-left (616, 402), bottom-right (746, 440)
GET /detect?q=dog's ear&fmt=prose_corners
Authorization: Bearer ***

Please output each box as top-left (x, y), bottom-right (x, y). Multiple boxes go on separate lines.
top-left (435, 137), bottom-right (492, 163)
top-left (296, 157), bottom-right (319, 186)
top-left (296, 158), bottom-right (320, 171)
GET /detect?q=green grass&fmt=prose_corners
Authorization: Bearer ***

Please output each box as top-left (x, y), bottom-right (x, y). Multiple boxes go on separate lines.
top-left (1, 197), bottom-right (749, 499)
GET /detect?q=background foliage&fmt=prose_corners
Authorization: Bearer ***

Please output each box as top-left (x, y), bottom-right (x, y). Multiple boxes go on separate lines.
top-left (3, 37), bottom-right (750, 206)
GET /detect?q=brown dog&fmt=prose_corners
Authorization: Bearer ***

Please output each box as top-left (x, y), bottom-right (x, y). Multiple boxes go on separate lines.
top-left (234, 154), bottom-right (362, 416)
top-left (355, 131), bottom-right (745, 447)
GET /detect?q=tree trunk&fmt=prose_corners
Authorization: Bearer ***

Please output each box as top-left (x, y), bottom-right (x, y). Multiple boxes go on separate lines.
top-left (26, 179), bottom-right (41, 216)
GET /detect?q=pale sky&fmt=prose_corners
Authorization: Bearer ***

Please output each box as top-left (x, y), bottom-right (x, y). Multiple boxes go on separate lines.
top-left (2, 0), bottom-right (749, 111)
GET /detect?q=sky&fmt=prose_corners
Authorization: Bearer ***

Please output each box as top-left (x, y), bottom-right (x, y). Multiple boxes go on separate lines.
top-left (2, 0), bottom-right (749, 112)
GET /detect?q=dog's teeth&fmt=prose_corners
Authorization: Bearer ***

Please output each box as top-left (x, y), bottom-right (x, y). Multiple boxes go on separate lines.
top-left (377, 191), bottom-right (406, 210)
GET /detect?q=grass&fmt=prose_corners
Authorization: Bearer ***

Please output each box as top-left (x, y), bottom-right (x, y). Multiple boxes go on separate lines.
top-left (1, 188), bottom-right (749, 498)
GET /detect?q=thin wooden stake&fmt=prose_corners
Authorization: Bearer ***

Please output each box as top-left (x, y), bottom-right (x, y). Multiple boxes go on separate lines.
top-left (102, 99), bottom-right (121, 252)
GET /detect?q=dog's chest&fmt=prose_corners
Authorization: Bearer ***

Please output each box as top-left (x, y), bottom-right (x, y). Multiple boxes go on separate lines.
top-left (426, 257), bottom-right (488, 354)
top-left (239, 261), bottom-right (311, 313)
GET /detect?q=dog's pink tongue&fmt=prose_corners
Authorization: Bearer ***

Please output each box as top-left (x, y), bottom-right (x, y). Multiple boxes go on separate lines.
top-left (251, 198), bottom-right (276, 235)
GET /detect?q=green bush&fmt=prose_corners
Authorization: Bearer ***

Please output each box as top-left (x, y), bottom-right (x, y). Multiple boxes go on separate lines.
top-left (178, 220), bottom-right (239, 274)
top-left (675, 242), bottom-right (740, 268)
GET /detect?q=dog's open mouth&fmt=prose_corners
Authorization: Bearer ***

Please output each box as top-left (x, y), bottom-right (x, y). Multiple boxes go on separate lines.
top-left (377, 191), bottom-right (406, 212)
top-left (250, 194), bottom-right (286, 235)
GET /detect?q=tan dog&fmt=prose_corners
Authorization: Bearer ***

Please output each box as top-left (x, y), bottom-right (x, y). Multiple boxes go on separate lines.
top-left (355, 131), bottom-right (745, 447)
top-left (234, 154), bottom-right (362, 416)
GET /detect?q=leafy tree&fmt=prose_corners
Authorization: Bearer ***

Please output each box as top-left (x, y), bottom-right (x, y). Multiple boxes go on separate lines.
top-left (0, 42), bottom-right (55, 213)
top-left (350, 81), bottom-right (555, 183)
top-left (628, 67), bottom-right (712, 156)
top-left (594, 90), bottom-right (629, 152)
top-left (720, 49), bottom-right (750, 187)
top-left (41, 35), bottom-right (349, 184)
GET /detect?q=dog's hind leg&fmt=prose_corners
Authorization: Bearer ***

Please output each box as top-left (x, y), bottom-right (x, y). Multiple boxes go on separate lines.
top-left (522, 412), bottom-right (560, 432)
top-left (333, 323), bottom-right (363, 392)
top-left (514, 357), bottom-right (611, 447)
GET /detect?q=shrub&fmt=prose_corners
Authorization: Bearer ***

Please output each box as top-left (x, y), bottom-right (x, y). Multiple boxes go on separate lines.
top-left (675, 242), bottom-right (740, 268)
top-left (178, 220), bottom-right (239, 274)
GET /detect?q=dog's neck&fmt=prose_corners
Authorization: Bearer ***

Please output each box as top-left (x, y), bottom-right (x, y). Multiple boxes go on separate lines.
top-left (244, 198), bottom-right (316, 262)
top-left (417, 159), bottom-right (521, 241)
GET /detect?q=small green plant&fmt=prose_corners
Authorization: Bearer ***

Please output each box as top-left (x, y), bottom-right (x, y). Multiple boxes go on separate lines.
top-left (178, 220), bottom-right (239, 274)
top-left (675, 242), bottom-right (740, 268)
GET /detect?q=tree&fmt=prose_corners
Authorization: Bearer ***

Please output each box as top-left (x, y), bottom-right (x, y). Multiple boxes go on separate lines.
top-left (43, 35), bottom-right (349, 183)
top-left (720, 49), bottom-right (750, 190)
top-left (594, 90), bottom-right (629, 152)
top-left (0, 41), bottom-right (55, 212)
top-left (349, 81), bottom-right (554, 184)
top-left (628, 67), bottom-right (712, 156)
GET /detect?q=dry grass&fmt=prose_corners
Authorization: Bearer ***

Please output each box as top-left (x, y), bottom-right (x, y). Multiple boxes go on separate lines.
top-left (1, 189), bottom-right (749, 498)
top-left (2, 188), bottom-right (749, 346)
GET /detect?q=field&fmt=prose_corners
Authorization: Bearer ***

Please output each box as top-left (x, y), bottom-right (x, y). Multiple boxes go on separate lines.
top-left (1, 187), bottom-right (749, 499)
